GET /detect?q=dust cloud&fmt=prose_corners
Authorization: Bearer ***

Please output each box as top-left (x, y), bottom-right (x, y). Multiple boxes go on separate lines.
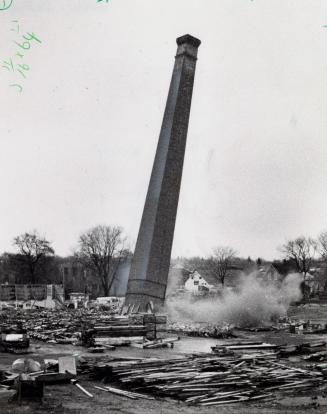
top-left (165, 273), bottom-right (302, 328)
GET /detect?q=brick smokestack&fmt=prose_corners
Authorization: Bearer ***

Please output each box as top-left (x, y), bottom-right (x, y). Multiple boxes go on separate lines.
top-left (125, 34), bottom-right (201, 310)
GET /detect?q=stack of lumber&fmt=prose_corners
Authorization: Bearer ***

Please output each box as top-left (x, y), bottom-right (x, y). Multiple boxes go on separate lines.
top-left (87, 351), bottom-right (326, 406)
top-left (81, 314), bottom-right (167, 347)
top-left (212, 341), bottom-right (278, 354)
top-left (94, 385), bottom-right (155, 400)
top-left (279, 341), bottom-right (327, 357)
top-left (213, 341), bottom-right (327, 361)
top-left (131, 336), bottom-right (179, 349)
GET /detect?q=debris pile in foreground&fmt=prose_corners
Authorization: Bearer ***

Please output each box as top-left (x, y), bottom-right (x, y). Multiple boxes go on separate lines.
top-left (83, 342), bottom-right (327, 406)
top-left (2, 340), bottom-right (327, 406)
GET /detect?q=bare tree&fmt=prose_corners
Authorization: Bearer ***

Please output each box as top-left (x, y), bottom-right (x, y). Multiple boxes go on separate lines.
top-left (13, 231), bottom-right (55, 284)
top-left (280, 236), bottom-right (317, 277)
top-left (209, 246), bottom-right (237, 286)
top-left (75, 225), bottom-right (129, 296)
top-left (318, 231), bottom-right (327, 261)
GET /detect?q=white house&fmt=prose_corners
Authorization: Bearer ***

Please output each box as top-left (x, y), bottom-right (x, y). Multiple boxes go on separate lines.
top-left (184, 271), bottom-right (213, 295)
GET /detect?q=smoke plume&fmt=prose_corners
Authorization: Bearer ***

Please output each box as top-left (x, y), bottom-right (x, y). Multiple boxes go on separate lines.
top-left (165, 273), bottom-right (302, 328)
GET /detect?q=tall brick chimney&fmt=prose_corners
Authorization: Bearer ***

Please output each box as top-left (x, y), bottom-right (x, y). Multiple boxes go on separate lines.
top-left (125, 34), bottom-right (201, 310)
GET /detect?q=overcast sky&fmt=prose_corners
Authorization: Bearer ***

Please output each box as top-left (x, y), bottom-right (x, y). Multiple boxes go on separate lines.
top-left (1, 0), bottom-right (327, 260)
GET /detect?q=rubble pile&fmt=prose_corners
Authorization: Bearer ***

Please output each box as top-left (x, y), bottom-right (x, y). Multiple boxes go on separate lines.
top-left (168, 316), bottom-right (327, 338)
top-left (84, 347), bottom-right (327, 406)
top-left (276, 316), bottom-right (327, 335)
top-left (1, 309), bottom-right (88, 345)
top-left (2, 308), bottom-right (323, 349)
top-left (168, 321), bottom-right (235, 338)
top-left (289, 321), bottom-right (327, 334)
top-left (0, 308), bottom-right (169, 348)
top-left (2, 339), bottom-right (327, 406)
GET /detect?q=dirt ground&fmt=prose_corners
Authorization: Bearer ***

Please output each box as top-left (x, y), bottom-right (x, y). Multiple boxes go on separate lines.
top-left (1, 304), bottom-right (327, 414)
top-left (1, 382), bottom-right (325, 414)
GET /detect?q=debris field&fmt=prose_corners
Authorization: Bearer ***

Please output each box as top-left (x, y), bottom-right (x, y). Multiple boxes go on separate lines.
top-left (2, 306), bottom-right (327, 411)
top-left (81, 341), bottom-right (327, 406)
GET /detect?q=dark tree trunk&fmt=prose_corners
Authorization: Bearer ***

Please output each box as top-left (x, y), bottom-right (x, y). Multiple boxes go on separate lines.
top-left (103, 284), bottom-right (110, 297)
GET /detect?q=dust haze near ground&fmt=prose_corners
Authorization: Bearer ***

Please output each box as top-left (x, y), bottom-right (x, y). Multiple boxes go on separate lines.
top-left (166, 273), bottom-right (303, 327)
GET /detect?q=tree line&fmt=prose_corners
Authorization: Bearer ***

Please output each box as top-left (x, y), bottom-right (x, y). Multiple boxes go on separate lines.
top-left (1, 227), bottom-right (327, 296)
top-left (0, 225), bottom-right (129, 296)
top-left (176, 232), bottom-right (327, 287)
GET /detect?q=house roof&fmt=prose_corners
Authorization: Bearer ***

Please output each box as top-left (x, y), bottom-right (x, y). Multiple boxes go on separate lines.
top-left (167, 264), bottom-right (243, 288)
top-left (168, 261), bottom-right (284, 290)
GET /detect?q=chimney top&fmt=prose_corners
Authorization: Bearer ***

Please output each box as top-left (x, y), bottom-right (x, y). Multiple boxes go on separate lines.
top-left (176, 34), bottom-right (201, 48)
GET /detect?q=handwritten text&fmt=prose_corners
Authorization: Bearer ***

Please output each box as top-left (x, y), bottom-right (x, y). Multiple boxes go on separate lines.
top-left (2, 21), bottom-right (42, 93)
